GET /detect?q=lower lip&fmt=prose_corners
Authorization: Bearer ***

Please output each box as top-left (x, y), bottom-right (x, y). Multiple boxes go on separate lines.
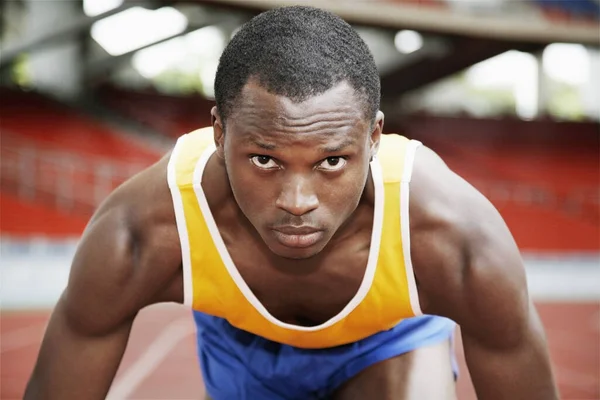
top-left (272, 230), bottom-right (324, 249)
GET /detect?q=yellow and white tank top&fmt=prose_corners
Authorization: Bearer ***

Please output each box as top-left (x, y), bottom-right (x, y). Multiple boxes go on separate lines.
top-left (167, 127), bottom-right (423, 349)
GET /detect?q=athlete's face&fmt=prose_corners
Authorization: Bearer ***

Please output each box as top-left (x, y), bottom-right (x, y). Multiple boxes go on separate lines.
top-left (212, 80), bottom-right (383, 260)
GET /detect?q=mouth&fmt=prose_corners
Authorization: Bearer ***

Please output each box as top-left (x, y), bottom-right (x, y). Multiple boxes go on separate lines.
top-left (271, 226), bottom-right (325, 249)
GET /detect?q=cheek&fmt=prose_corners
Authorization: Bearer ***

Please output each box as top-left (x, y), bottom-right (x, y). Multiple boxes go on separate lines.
top-left (320, 169), bottom-right (368, 214)
top-left (227, 162), bottom-right (272, 214)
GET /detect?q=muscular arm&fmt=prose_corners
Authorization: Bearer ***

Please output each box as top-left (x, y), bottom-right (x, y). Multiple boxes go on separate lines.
top-left (410, 146), bottom-right (558, 399)
top-left (25, 157), bottom-right (183, 400)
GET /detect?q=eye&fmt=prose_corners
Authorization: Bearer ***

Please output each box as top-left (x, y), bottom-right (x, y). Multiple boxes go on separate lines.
top-left (250, 155), bottom-right (279, 170)
top-left (318, 157), bottom-right (347, 171)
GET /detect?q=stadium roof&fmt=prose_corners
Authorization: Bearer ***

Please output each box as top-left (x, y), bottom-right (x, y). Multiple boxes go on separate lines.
top-left (1, 0), bottom-right (598, 101)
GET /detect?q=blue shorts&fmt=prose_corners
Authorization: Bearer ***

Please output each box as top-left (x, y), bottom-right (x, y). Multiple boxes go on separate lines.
top-left (193, 311), bottom-right (457, 400)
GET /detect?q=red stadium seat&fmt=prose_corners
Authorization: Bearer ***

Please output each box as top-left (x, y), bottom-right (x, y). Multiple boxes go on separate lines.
top-left (0, 88), bottom-right (162, 232)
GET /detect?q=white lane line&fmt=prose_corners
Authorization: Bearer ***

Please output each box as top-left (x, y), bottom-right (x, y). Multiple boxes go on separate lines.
top-left (524, 258), bottom-right (600, 302)
top-left (0, 323), bottom-right (47, 353)
top-left (106, 317), bottom-right (195, 400)
top-left (556, 367), bottom-right (600, 391)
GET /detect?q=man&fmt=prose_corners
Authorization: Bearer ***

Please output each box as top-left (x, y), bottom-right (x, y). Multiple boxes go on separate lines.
top-left (25, 6), bottom-right (558, 399)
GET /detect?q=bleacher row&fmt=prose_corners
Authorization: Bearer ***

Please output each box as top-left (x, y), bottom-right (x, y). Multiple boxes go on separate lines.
top-left (1, 87), bottom-right (598, 252)
top-left (0, 88), bottom-right (162, 234)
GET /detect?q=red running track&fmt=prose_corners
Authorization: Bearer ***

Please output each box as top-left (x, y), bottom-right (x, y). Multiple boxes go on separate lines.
top-left (2, 303), bottom-right (598, 399)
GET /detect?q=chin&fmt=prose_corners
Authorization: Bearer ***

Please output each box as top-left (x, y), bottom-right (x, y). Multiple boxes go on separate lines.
top-left (271, 249), bottom-right (321, 260)
top-left (270, 245), bottom-right (322, 260)
top-left (263, 235), bottom-right (329, 260)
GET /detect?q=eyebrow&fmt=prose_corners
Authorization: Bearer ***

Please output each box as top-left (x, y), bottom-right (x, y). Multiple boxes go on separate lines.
top-left (247, 137), bottom-right (277, 150)
top-left (245, 136), bottom-right (356, 153)
top-left (321, 138), bottom-right (357, 153)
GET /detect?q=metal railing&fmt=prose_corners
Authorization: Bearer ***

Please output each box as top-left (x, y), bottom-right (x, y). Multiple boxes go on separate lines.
top-left (1, 131), bottom-right (150, 215)
top-left (470, 179), bottom-right (599, 225)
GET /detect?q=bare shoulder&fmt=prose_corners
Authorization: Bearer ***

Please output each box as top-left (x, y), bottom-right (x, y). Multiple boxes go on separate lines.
top-left (64, 153), bottom-right (183, 335)
top-left (409, 145), bottom-right (528, 340)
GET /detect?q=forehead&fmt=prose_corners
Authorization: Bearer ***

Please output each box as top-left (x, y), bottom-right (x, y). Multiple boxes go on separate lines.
top-left (227, 80), bottom-right (369, 142)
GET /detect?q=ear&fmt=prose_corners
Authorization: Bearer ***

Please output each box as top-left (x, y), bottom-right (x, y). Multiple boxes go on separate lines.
top-left (369, 111), bottom-right (384, 161)
top-left (211, 106), bottom-right (225, 159)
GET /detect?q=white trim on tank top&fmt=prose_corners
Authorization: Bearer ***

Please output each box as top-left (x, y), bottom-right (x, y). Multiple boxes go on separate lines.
top-left (400, 140), bottom-right (423, 316)
top-left (166, 137), bottom-right (194, 306)
top-left (191, 143), bottom-right (384, 332)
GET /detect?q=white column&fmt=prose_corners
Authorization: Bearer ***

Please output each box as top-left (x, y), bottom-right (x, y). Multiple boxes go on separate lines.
top-left (25, 0), bottom-right (84, 100)
top-left (582, 47), bottom-right (600, 121)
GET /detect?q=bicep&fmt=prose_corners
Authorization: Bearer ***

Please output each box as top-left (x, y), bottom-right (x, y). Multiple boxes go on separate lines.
top-left (457, 200), bottom-right (530, 347)
top-left (461, 301), bottom-right (557, 400)
top-left (26, 208), bottom-right (142, 399)
top-left (64, 207), bottom-right (142, 333)
top-left (459, 218), bottom-right (557, 398)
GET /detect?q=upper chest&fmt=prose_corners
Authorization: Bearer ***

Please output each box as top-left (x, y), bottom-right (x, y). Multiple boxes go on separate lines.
top-left (221, 223), bottom-right (373, 326)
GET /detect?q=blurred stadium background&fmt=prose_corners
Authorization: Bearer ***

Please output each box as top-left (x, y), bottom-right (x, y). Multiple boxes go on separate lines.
top-left (1, 0), bottom-right (599, 399)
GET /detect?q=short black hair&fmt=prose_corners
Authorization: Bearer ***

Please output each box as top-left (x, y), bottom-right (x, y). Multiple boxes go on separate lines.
top-left (214, 6), bottom-right (380, 127)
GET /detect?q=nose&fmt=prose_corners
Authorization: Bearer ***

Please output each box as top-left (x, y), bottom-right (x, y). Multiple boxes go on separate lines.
top-left (275, 175), bottom-right (319, 216)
